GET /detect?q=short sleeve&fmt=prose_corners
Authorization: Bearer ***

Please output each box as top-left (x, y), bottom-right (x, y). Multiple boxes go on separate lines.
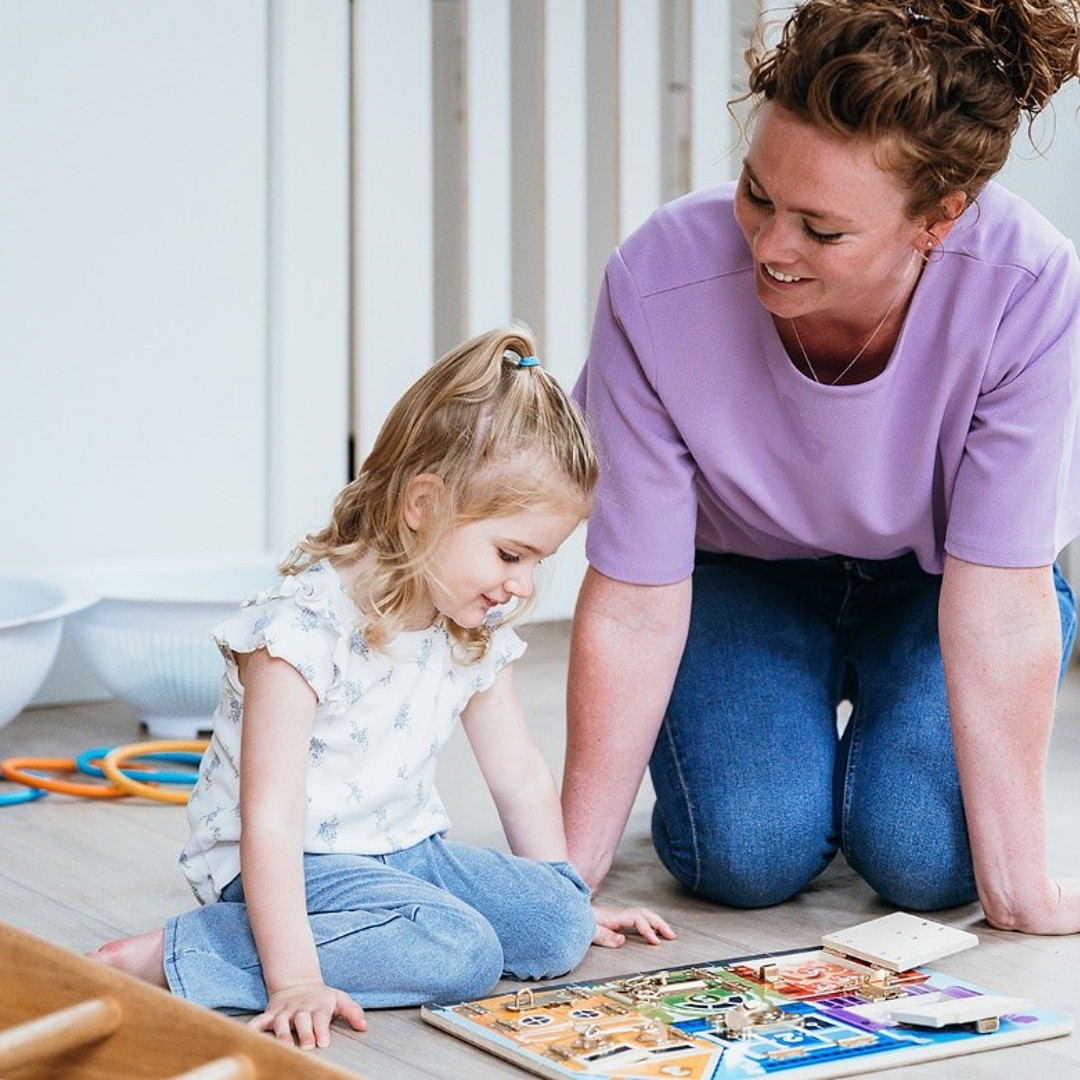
top-left (575, 250), bottom-right (700, 585)
top-left (946, 240), bottom-right (1080, 567)
top-left (213, 568), bottom-right (346, 702)
top-left (466, 624), bottom-right (526, 696)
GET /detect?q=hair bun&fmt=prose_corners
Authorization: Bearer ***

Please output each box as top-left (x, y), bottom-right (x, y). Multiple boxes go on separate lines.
top-left (937, 0), bottom-right (1080, 114)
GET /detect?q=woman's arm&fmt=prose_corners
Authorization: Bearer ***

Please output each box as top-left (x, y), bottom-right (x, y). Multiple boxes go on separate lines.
top-left (561, 568), bottom-right (693, 891)
top-left (237, 649), bottom-right (366, 1046)
top-left (939, 555), bottom-right (1080, 933)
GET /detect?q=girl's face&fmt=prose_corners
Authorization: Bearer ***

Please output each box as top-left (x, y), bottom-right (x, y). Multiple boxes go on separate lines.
top-left (422, 502), bottom-right (582, 630)
top-left (733, 103), bottom-right (926, 327)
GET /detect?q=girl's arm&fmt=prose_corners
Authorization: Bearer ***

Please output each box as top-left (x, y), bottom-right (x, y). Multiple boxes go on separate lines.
top-left (460, 662), bottom-right (571, 861)
top-left (237, 649), bottom-right (367, 1047)
top-left (461, 661), bottom-right (674, 947)
top-left (562, 568), bottom-right (693, 890)
top-left (939, 555), bottom-right (1080, 934)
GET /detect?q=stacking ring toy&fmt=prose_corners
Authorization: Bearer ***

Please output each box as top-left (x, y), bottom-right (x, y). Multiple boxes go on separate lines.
top-left (0, 757), bottom-right (130, 799)
top-left (0, 784), bottom-right (48, 807)
top-left (101, 740), bottom-right (209, 805)
top-left (76, 746), bottom-right (201, 786)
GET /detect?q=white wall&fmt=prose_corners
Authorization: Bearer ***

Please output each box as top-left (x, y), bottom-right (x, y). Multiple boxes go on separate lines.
top-left (1, 1), bottom-right (350, 703)
top-left (355, 0), bottom-right (747, 621)
top-left (1, 2), bottom-right (270, 563)
top-left (5, 2), bottom-right (1078, 707)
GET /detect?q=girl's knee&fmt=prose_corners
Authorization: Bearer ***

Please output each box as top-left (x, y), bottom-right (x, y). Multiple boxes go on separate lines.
top-left (422, 912), bottom-right (504, 1001)
top-left (503, 867), bottom-right (594, 980)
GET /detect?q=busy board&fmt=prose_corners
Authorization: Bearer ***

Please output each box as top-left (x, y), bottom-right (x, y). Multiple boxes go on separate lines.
top-left (421, 914), bottom-right (1071, 1079)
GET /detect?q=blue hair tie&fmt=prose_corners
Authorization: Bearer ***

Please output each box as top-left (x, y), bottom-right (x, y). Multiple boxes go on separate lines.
top-left (517, 355), bottom-right (540, 368)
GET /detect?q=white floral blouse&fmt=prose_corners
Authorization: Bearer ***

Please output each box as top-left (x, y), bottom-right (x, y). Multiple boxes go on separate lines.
top-left (179, 560), bottom-right (526, 904)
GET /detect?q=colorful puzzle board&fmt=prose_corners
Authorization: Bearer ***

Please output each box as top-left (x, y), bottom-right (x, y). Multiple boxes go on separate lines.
top-left (421, 946), bottom-right (1072, 1079)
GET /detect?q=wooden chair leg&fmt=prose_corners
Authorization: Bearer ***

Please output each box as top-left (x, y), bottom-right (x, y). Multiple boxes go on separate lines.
top-left (0, 997), bottom-right (122, 1071)
top-left (166, 1055), bottom-right (257, 1080)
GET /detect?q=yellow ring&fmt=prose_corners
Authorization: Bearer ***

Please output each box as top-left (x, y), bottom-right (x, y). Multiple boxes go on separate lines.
top-left (101, 740), bottom-right (209, 805)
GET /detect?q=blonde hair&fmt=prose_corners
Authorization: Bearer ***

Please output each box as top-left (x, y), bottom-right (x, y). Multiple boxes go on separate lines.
top-left (743, 0), bottom-right (1080, 219)
top-left (282, 326), bottom-right (598, 661)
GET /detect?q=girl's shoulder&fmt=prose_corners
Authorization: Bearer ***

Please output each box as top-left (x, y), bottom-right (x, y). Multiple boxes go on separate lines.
top-left (248, 559), bottom-right (356, 619)
top-left (213, 560), bottom-right (360, 701)
top-left (220, 559), bottom-right (358, 652)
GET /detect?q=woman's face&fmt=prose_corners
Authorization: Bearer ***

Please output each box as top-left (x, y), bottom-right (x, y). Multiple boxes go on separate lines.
top-left (734, 102), bottom-right (926, 326)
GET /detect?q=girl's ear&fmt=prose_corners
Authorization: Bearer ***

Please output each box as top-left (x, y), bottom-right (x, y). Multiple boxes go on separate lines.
top-left (403, 473), bottom-right (445, 531)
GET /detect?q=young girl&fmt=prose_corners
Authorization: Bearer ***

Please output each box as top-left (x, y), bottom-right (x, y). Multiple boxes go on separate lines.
top-left (92, 327), bottom-right (673, 1049)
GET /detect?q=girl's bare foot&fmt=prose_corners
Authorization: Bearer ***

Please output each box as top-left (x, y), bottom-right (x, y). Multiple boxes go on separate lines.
top-left (87, 928), bottom-right (169, 988)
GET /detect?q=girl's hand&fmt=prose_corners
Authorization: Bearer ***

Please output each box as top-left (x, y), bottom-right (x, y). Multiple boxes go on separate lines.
top-left (248, 981), bottom-right (367, 1049)
top-left (591, 903), bottom-right (677, 948)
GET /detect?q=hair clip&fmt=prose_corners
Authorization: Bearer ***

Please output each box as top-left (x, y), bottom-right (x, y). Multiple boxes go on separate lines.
top-left (904, 5), bottom-right (930, 39)
top-left (517, 356), bottom-right (540, 368)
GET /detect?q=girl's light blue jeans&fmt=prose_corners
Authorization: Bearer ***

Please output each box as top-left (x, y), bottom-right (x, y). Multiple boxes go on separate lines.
top-left (650, 552), bottom-right (1077, 912)
top-left (163, 834), bottom-right (594, 1012)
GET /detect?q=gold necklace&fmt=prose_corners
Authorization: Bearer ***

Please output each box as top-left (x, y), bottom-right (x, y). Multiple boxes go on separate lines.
top-left (788, 276), bottom-right (907, 386)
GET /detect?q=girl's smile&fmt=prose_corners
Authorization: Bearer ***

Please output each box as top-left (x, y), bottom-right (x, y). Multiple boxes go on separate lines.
top-left (424, 504), bottom-right (582, 630)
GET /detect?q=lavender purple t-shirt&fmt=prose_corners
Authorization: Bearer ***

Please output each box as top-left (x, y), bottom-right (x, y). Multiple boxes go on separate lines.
top-left (575, 181), bottom-right (1080, 584)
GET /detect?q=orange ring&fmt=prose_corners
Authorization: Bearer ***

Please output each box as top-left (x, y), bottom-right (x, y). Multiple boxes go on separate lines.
top-left (0, 757), bottom-right (130, 798)
top-left (101, 740), bottom-right (209, 805)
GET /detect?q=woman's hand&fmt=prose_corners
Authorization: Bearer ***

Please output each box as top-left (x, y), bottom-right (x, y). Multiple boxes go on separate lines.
top-left (248, 980), bottom-right (367, 1049)
top-left (591, 903), bottom-right (677, 948)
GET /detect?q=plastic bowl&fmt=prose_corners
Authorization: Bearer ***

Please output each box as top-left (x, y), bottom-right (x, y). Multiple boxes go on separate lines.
top-left (0, 570), bottom-right (97, 733)
top-left (66, 554), bottom-right (280, 738)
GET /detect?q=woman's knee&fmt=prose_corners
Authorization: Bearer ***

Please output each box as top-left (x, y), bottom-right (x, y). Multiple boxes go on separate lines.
top-left (651, 802), bottom-right (832, 908)
top-left (844, 820), bottom-right (977, 912)
top-left (861, 861), bottom-right (977, 912)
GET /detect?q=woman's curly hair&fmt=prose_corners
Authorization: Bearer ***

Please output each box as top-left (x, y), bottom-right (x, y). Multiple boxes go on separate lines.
top-left (744, 0), bottom-right (1080, 218)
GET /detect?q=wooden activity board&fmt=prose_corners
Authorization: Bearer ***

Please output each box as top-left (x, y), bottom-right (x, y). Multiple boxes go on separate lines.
top-left (422, 914), bottom-right (1072, 1079)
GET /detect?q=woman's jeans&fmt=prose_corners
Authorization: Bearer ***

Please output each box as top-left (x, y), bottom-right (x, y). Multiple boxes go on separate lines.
top-left (164, 835), bottom-right (594, 1012)
top-left (650, 552), bottom-right (1077, 912)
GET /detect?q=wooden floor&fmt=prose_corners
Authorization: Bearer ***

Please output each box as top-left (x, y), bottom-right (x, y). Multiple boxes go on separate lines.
top-left (2, 621), bottom-right (1078, 1079)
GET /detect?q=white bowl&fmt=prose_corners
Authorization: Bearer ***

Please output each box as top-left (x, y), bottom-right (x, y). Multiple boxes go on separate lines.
top-left (0, 570), bottom-right (97, 733)
top-left (66, 554), bottom-right (280, 738)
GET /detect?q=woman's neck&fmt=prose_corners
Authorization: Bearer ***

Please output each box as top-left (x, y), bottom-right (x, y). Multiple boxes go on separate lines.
top-left (778, 257), bottom-right (925, 385)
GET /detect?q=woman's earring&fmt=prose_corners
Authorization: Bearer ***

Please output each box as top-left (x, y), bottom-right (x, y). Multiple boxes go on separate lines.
top-left (920, 233), bottom-right (945, 265)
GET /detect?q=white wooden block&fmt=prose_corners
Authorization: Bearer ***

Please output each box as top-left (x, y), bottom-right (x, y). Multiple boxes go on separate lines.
top-left (821, 912), bottom-right (978, 972)
top-left (891, 994), bottom-right (1033, 1029)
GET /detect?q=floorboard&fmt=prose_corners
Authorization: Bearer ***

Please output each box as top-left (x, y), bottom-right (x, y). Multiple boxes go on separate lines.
top-left (1, 623), bottom-right (1077, 1078)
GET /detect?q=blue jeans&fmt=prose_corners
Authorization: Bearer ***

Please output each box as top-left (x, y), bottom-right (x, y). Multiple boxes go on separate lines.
top-left (164, 835), bottom-right (594, 1012)
top-left (650, 553), bottom-right (1077, 912)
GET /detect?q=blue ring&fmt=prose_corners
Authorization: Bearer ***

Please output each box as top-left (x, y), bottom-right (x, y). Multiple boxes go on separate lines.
top-left (76, 746), bottom-right (201, 786)
top-left (0, 784), bottom-right (48, 806)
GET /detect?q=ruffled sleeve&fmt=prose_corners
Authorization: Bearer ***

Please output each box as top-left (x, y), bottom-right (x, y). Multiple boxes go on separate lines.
top-left (464, 624), bottom-right (527, 697)
top-left (213, 563), bottom-right (349, 703)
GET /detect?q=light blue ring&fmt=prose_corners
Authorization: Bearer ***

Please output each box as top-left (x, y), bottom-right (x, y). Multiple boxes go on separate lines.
top-left (0, 781), bottom-right (48, 806)
top-left (76, 746), bottom-right (201, 786)
top-left (517, 355), bottom-right (540, 367)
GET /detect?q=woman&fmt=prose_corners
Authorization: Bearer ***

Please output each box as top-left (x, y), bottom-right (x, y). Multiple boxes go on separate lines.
top-left (563, 0), bottom-right (1080, 934)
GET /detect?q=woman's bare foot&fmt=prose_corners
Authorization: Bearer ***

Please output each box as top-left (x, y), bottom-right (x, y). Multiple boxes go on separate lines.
top-left (87, 928), bottom-right (169, 988)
